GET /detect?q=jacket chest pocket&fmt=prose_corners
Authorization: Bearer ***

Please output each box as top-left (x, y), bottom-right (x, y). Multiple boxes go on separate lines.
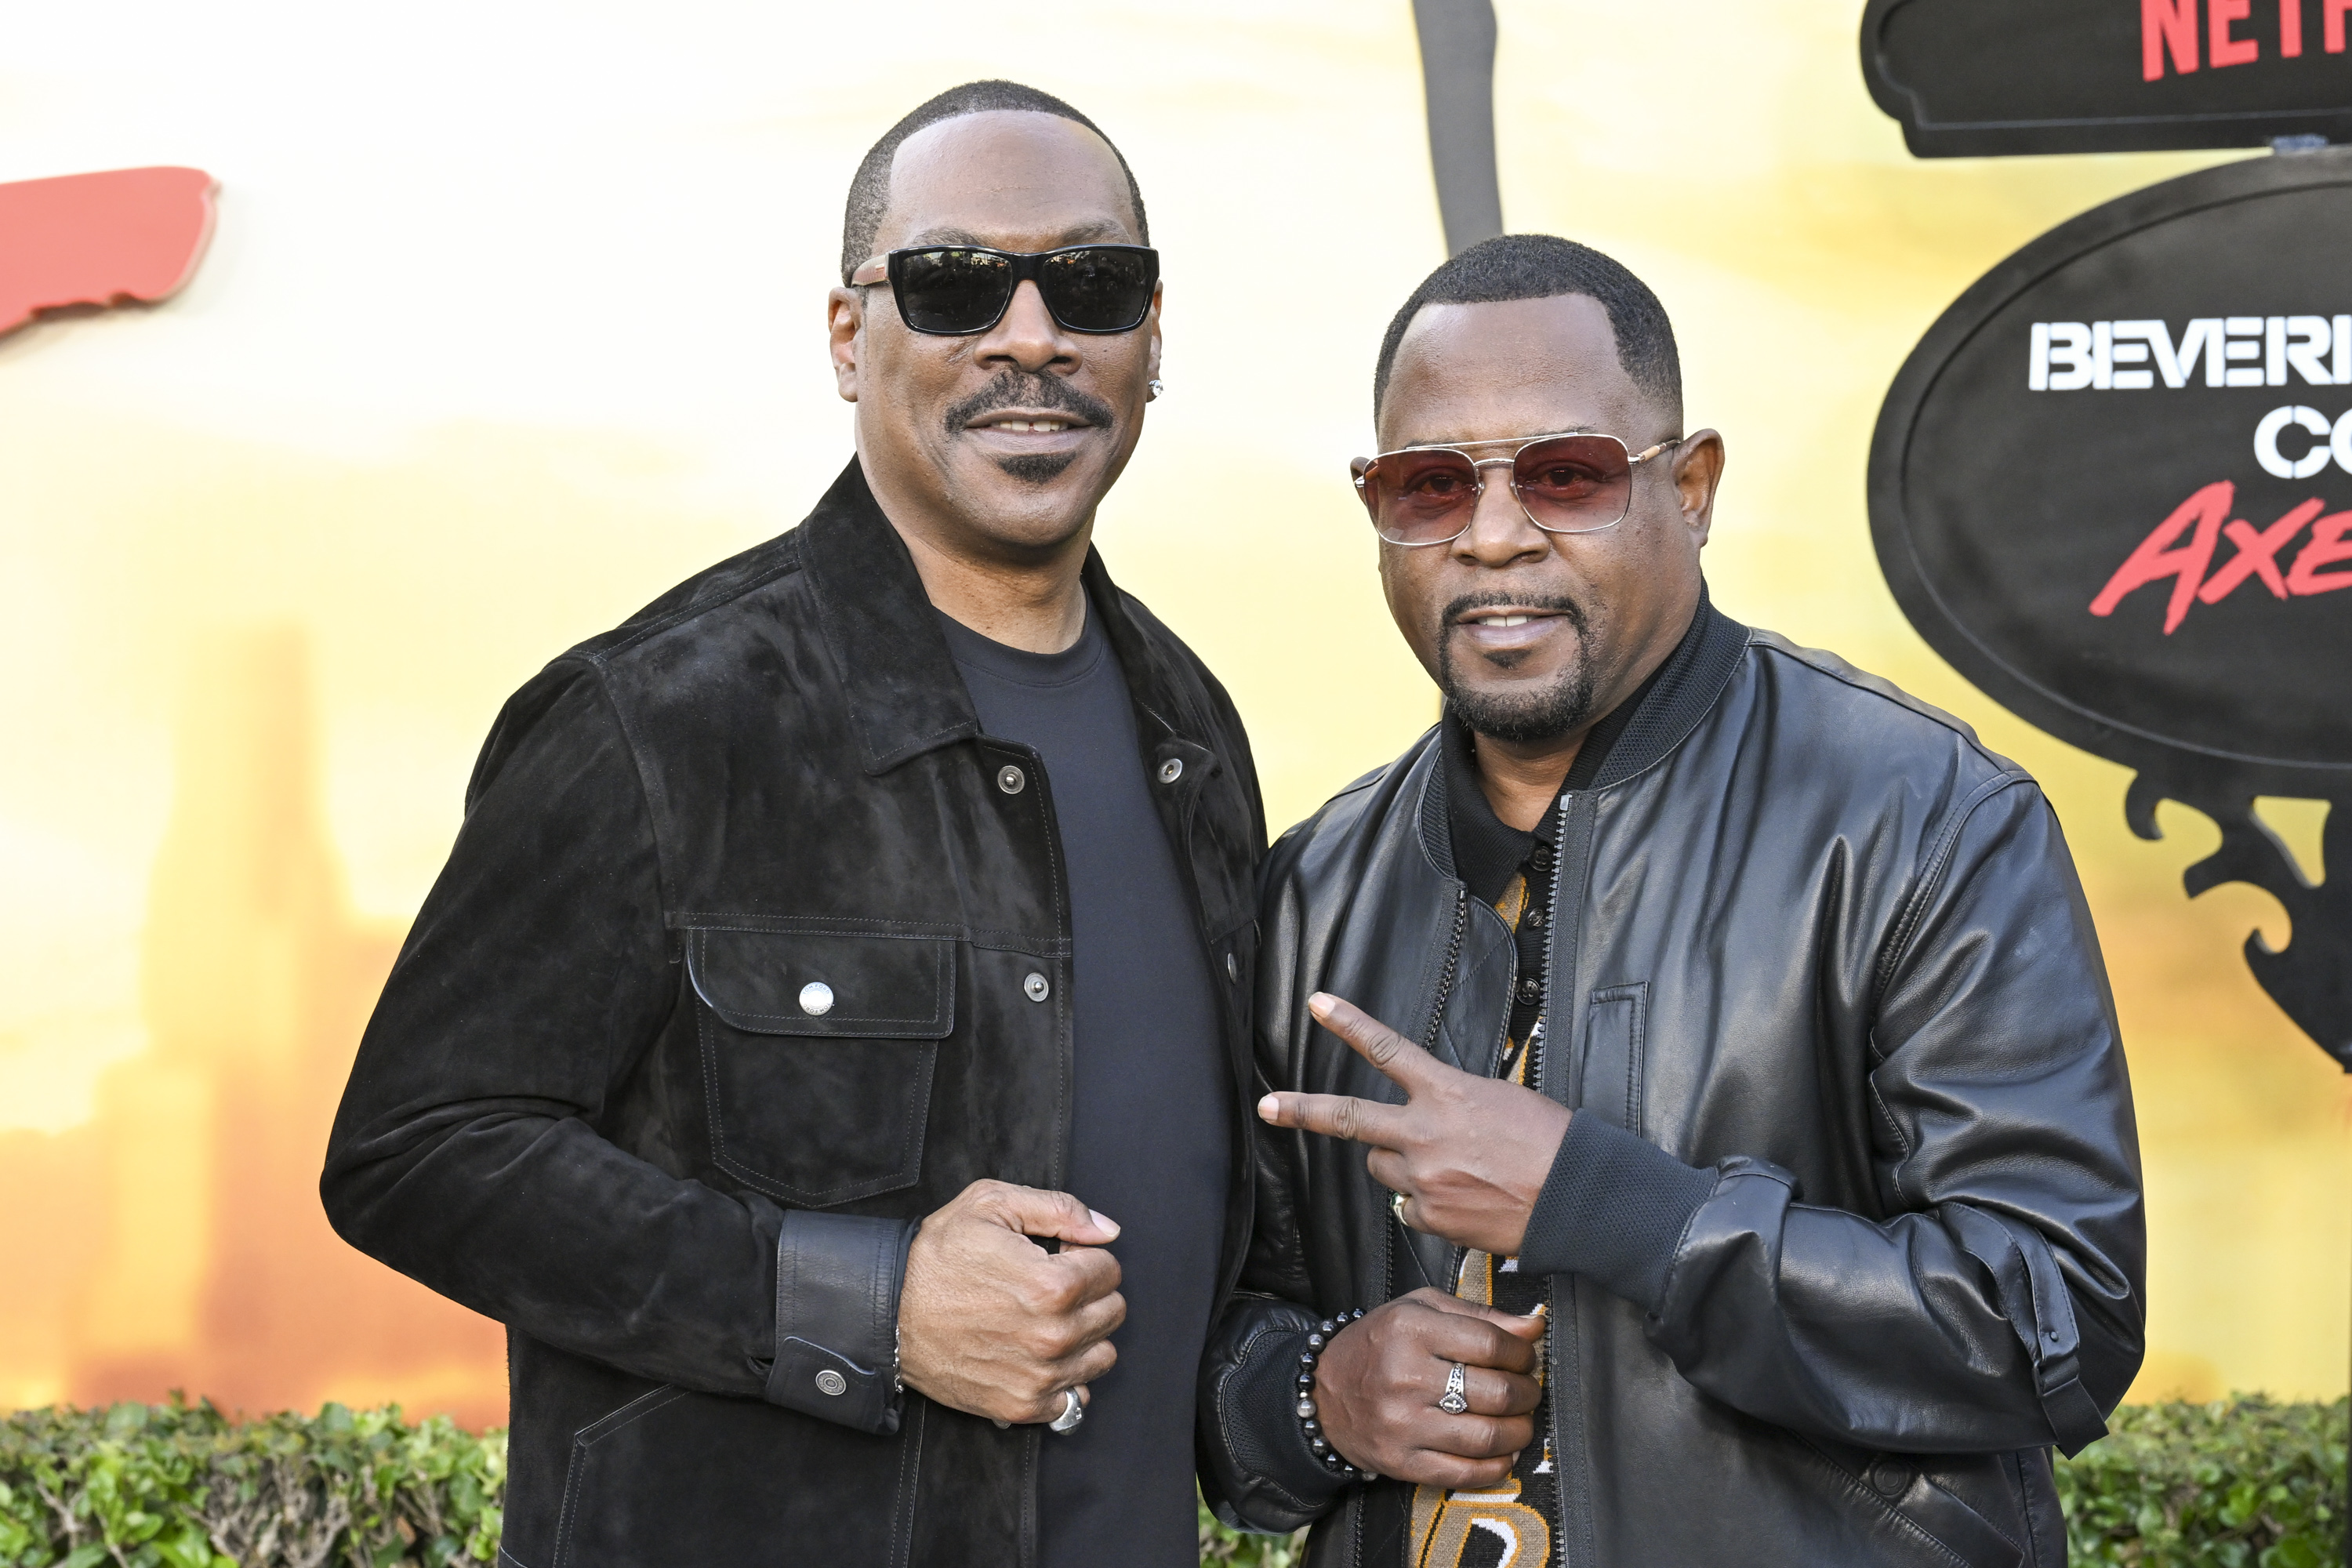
top-left (684, 926), bottom-right (954, 1207)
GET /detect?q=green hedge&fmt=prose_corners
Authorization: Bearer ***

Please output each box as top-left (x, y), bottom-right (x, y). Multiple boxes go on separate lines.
top-left (1, 1396), bottom-right (2339, 1566)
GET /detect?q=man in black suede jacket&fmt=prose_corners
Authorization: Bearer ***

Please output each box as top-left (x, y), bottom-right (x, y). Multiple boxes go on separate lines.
top-left (323, 82), bottom-right (1264, 1567)
top-left (1198, 236), bottom-right (2144, 1567)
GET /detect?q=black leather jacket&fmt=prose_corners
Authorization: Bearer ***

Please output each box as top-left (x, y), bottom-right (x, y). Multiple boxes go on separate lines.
top-left (1199, 599), bottom-right (2143, 1568)
top-left (322, 460), bottom-right (1265, 1568)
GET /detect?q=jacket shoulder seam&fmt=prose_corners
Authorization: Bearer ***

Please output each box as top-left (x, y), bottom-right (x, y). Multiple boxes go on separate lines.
top-left (1746, 633), bottom-right (2013, 775)
top-left (575, 658), bottom-right (678, 916)
top-left (578, 534), bottom-right (807, 666)
top-left (1872, 771), bottom-right (2038, 1006)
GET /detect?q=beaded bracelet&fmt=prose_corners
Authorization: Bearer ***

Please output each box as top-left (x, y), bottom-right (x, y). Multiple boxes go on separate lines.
top-left (1294, 1308), bottom-right (1375, 1481)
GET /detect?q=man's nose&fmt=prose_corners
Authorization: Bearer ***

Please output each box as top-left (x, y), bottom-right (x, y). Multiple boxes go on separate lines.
top-left (1451, 466), bottom-right (1550, 566)
top-left (975, 278), bottom-right (1073, 374)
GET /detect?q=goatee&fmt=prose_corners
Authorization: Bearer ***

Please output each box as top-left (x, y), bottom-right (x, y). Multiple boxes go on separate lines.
top-left (1436, 593), bottom-right (1597, 744)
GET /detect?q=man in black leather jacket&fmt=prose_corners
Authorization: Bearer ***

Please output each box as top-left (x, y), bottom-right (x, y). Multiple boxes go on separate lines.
top-left (323, 82), bottom-right (1264, 1567)
top-left (1198, 235), bottom-right (2143, 1567)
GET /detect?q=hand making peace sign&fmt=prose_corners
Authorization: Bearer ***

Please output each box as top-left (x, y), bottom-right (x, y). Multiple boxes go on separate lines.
top-left (1257, 992), bottom-right (1573, 1259)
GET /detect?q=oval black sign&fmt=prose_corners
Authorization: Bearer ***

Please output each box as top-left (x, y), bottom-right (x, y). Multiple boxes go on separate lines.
top-left (1870, 148), bottom-right (2352, 798)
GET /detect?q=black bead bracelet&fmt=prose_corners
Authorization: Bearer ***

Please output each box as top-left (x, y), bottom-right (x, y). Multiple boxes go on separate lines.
top-left (1294, 1308), bottom-right (1374, 1481)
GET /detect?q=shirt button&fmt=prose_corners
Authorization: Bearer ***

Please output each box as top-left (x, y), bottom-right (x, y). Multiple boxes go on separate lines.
top-left (798, 982), bottom-right (834, 1016)
top-left (1525, 909), bottom-right (1545, 929)
top-left (1226, 952), bottom-right (1240, 982)
top-left (1516, 978), bottom-right (1542, 1004)
top-left (1158, 757), bottom-right (1185, 784)
top-left (996, 764), bottom-right (1026, 794)
top-left (1024, 971), bottom-right (1051, 1002)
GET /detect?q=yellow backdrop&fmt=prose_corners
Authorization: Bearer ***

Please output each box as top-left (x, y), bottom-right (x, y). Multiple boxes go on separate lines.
top-left (2, 0), bottom-right (2340, 1425)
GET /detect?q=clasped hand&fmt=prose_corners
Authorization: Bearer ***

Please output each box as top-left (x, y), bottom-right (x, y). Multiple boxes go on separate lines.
top-left (896, 1179), bottom-right (1124, 1425)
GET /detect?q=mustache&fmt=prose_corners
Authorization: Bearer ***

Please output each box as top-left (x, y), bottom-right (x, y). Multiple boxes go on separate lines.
top-left (1439, 590), bottom-right (1589, 633)
top-left (942, 370), bottom-right (1117, 436)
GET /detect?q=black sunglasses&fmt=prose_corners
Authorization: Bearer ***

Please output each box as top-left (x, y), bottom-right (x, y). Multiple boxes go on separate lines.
top-left (848, 244), bottom-right (1160, 336)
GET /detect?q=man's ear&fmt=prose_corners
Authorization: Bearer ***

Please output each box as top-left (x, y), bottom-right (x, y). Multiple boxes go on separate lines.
top-left (1671, 428), bottom-right (1725, 547)
top-left (827, 286), bottom-right (864, 404)
top-left (1144, 282), bottom-right (1164, 390)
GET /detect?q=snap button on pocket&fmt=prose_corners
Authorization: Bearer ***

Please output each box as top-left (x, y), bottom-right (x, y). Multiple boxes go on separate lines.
top-left (1868, 1458), bottom-right (1911, 1497)
top-left (797, 982), bottom-right (834, 1016)
top-left (1225, 953), bottom-right (1240, 982)
top-left (815, 1370), bottom-right (848, 1397)
top-left (1024, 971), bottom-right (1051, 1002)
top-left (997, 764), bottom-right (1026, 794)
top-left (1157, 758), bottom-right (1184, 784)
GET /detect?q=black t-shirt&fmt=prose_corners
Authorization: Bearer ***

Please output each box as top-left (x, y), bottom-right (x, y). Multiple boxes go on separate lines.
top-left (938, 605), bottom-right (1231, 1568)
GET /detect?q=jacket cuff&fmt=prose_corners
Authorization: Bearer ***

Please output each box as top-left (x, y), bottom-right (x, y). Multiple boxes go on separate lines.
top-left (763, 1209), bottom-right (917, 1434)
top-left (1519, 1113), bottom-right (1716, 1312)
top-left (1203, 1316), bottom-right (1354, 1528)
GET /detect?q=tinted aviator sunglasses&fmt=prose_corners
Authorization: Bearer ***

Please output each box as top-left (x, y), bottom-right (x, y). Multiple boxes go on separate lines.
top-left (1352, 430), bottom-right (1683, 546)
top-left (849, 244), bottom-right (1160, 336)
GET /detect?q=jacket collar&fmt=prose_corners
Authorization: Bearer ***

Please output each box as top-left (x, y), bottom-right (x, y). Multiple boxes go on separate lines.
top-left (800, 456), bottom-right (1205, 774)
top-left (1414, 585), bottom-right (1751, 871)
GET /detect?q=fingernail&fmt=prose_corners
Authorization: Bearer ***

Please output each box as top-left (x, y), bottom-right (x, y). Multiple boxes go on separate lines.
top-left (1257, 1094), bottom-right (1280, 1120)
top-left (1089, 1210), bottom-right (1120, 1237)
top-left (1308, 992), bottom-right (1333, 1014)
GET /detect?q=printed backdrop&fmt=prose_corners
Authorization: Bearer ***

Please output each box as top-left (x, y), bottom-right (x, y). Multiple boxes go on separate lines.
top-left (1, 0), bottom-right (2339, 1427)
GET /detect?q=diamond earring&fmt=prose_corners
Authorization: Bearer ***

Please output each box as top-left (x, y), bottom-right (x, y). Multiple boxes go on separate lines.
top-left (1148, 378), bottom-right (1165, 399)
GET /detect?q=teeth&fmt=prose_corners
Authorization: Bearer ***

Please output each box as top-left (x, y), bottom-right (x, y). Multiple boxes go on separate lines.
top-left (1470, 614), bottom-right (1531, 627)
top-left (988, 419), bottom-right (1069, 433)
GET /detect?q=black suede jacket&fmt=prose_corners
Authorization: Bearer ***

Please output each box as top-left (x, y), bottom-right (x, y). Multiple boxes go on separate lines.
top-left (322, 460), bottom-right (1265, 1568)
top-left (1200, 599), bottom-right (2145, 1568)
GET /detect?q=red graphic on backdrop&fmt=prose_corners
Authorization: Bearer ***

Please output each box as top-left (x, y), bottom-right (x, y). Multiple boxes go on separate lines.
top-left (2090, 477), bottom-right (2352, 631)
top-left (0, 167), bottom-right (219, 339)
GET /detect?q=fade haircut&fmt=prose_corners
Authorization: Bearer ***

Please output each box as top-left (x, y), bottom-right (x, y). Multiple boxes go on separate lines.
top-left (1373, 234), bottom-right (1682, 419)
top-left (839, 80), bottom-right (1149, 285)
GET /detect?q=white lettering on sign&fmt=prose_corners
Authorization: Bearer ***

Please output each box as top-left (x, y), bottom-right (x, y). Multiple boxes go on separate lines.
top-left (2252, 404), bottom-right (2352, 477)
top-left (2028, 315), bottom-right (2352, 390)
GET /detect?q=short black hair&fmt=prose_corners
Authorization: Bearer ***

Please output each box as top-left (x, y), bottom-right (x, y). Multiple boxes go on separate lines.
top-left (839, 80), bottom-right (1149, 285)
top-left (1372, 234), bottom-right (1682, 420)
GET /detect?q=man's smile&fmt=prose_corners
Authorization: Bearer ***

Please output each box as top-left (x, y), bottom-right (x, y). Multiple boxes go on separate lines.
top-left (963, 406), bottom-right (1094, 449)
top-left (1452, 602), bottom-right (1574, 655)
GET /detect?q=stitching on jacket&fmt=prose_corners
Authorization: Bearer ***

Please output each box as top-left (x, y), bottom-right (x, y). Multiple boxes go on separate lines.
top-left (666, 911), bottom-right (1071, 958)
top-left (1788, 1434), bottom-right (1974, 1568)
top-left (580, 534), bottom-right (805, 662)
top-left (701, 982), bottom-right (930, 1203)
top-left (1649, 1165), bottom-right (1729, 1325)
top-left (2008, 1449), bottom-right (2046, 1566)
top-left (576, 661), bottom-right (680, 920)
top-left (554, 1385), bottom-right (688, 1567)
top-left (1746, 633), bottom-right (2011, 769)
top-left (1863, 1031), bottom-right (1918, 1207)
top-left (1873, 772), bottom-right (2033, 1007)
top-left (690, 929), bottom-right (954, 1029)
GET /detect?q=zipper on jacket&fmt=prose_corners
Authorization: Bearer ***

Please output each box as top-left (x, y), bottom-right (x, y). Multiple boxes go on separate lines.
top-left (1386, 884), bottom-right (1469, 1301)
top-left (1537, 788), bottom-right (1584, 1568)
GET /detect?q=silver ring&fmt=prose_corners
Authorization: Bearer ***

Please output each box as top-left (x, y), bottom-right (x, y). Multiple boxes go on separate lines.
top-left (1390, 1190), bottom-right (1410, 1225)
top-left (1438, 1363), bottom-right (1469, 1416)
top-left (1047, 1388), bottom-right (1085, 1434)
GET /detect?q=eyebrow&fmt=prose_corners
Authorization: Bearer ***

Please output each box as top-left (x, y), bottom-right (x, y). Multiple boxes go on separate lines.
top-left (898, 218), bottom-right (1133, 250)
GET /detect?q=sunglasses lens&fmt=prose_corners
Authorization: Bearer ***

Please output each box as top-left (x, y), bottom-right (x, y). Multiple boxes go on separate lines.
top-left (893, 249), bottom-right (1016, 333)
top-left (1513, 436), bottom-right (1632, 532)
top-left (1039, 248), bottom-right (1157, 332)
top-left (1363, 451), bottom-right (1483, 543)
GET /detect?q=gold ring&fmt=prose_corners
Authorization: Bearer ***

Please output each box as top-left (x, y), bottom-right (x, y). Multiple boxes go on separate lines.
top-left (1390, 1190), bottom-right (1410, 1224)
